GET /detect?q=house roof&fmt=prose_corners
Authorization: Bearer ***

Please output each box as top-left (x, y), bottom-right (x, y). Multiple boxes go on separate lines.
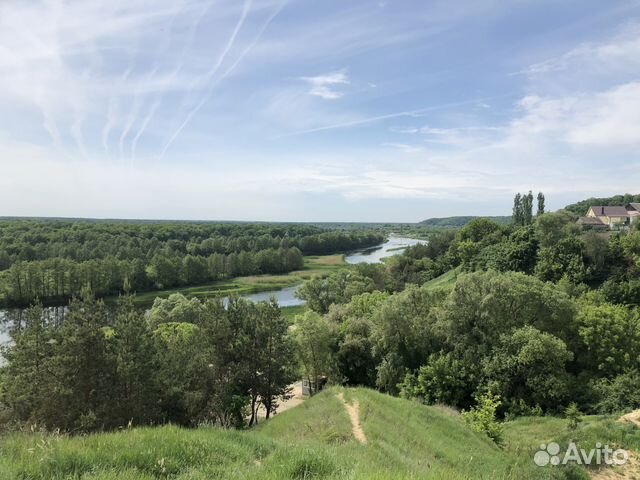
top-left (627, 203), bottom-right (640, 212)
top-left (577, 216), bottom-right (606, 225)
top-left (589, 206), bottom-right (630, 217)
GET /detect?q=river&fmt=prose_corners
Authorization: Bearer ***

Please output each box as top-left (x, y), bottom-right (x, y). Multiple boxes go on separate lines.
top-left (0, 236), bottom-right (425, 345)
top-left (236, 235), bottom-right (426, 306)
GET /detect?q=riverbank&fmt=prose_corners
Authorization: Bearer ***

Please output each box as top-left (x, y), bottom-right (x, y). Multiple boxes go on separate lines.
top-left (109, 254), bottom-right (349, 308)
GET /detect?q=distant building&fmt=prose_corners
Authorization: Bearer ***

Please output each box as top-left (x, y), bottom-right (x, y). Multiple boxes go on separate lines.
top-left (301, 377), bottom-right (327, 396)
top-left (627, 203), bottom-right (640, 225)
top-left (577, 205), bottom-right (637, 229)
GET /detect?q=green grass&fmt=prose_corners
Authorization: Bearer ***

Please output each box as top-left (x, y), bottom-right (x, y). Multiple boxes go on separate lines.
top-left (114, 255), bottom-right (348, 308)
top-left (0, 388), bottom-right (579, 479)
top-left (504, 414), bottom-right (640, 478)
top-left (423, 268), bottom-right (460, 291)
top-left (281, 305), bottom-right (307, 321)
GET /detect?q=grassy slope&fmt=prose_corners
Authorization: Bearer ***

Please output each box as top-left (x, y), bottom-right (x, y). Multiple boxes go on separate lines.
top-left (423, 268), bottom-right (460, 291)
top-left (0, 388), bottom-right (557, 480)
top-left (118, 254), bottom-right (347, 308)
top-left (504, 414), bottom-right (640, 478)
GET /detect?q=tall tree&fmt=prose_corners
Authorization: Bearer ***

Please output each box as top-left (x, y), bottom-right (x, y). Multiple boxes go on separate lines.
top-left (52, 291), bottom-right (114, 431)
top-left (523, 191), bottom-right (534, 225)
top-left (292, 311), bottom-right (337, 394)
top-left (536, 192), bottom-right (546, 216)
top-left (108, 296), bottom-right (160, 426)
top-left (512, 193), bottom-right (523, 226)
top-left (249, 300), bottom-right (296, 423)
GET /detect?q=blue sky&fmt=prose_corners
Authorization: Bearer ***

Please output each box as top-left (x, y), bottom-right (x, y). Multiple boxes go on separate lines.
top-left (1, 0), bottom-right (639, 222)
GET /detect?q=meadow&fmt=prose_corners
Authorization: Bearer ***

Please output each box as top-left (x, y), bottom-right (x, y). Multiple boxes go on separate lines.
top-left (0, 387), bottom-right (594, 480)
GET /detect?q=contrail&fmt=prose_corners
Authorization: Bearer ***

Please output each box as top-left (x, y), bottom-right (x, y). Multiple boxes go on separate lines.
top-left (159, 0), bottom-right (253, 158)
top-left (216, 1), bottom-right (286, 85)
top-left (131, 0), bottom-right (214, 161)
top-left (119, 67), bottom-right (158, 158)
top-left (160, 0), bottom-right (286, 158)
top-left (131, 99), bottom-right (162, 166)
top-left (119, 1), bottom-right (186, 160)
top-left (103, 67), bottom-right (132, 157)
top-left (273, 93), bottom-right (516, 138)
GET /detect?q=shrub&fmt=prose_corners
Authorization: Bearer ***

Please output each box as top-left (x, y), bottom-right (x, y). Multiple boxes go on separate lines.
top-left (461, 393), bottom-right (504, 445)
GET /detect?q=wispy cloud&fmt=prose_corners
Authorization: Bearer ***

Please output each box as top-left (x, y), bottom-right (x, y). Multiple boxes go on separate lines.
top-left (521, 21), bottom-right (640, 77)
top-left (159, 0), bottom-right (287, 158)
top-left (300, 71), bottom-right (350, 100)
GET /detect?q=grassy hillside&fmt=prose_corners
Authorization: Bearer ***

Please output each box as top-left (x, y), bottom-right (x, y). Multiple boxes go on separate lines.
top-left (423, 268), bottom-right (459, 291)
top-left (0, 387), bottom-right (563, 480)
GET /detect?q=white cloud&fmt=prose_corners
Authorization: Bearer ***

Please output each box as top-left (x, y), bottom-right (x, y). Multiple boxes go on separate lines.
top-left (523, 21), bottom-right (640, 78)
top-left (506, 82), bottom-right (640, 149)
top-left (299, 71), bottom-right (350, 100)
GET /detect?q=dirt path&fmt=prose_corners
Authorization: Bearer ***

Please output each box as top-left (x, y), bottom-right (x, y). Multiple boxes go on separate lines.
top-left (619, 410), bottom-right (640, 428)
top-left (336, 392), bottom-right (367, 444)
top-left (256, 382), bottom-right (306, 420)
top-left (590, 410), bottom-right (640, 479)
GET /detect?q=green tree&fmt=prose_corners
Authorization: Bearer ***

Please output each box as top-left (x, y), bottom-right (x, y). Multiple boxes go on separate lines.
top-left (565, 402), bottom-right (582, 431)
top-left (53, 293), bottom-right (115, 430)
top-left (576, 302), bottom-right (640, 376)
top-left (108, 297), bottom-right (159, 426)
top-left (250, 300), bottom-right (296, 422)
top-left (512, 193), bottom-right (524, 226)
top-left (483, 326), bottom-right (573, 411)
top-left (292, 310), bottom-right (337, 394)
top-left (523, 191), bottom-right (534, 225)
top-left (0, 304), bottom-right (60, 426)
top-left (399, 353), bottom-right (470, 406)
top-left (536, 192), bottom-right (546, 216)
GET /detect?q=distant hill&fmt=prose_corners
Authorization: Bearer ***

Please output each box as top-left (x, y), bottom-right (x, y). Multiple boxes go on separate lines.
top-left (420, 215), bottom-right (511, 227)
top-left (564, 193), bottom-right (640, 216)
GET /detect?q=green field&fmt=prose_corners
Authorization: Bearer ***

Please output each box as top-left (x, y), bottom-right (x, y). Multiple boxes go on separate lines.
top-left (4, 387), bottom-right (634, 479)
top-left (116, 254), bottom-right (348, 308)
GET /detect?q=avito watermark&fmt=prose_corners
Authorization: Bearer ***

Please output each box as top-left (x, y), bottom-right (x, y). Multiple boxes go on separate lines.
top-left (534, 442), bottom-right (628, 467)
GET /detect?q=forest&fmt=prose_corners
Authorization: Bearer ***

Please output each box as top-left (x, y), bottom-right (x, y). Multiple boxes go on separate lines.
top-left (0, 220), bottom-right (383, 307)
top-left (1, 193), bottom-right (640, 436)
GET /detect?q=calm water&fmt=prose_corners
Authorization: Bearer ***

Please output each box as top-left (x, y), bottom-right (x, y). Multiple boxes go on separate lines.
top-left (344, 236), bottom-right (427, 264)
top-left (224, 285), bottom-right (303, 308)
top-left (235, 236), bottom-right (427, 306)
top-left (0, 237), bottom-right (424, 344)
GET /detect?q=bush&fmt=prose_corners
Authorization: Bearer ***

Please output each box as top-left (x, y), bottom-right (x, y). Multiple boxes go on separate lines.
top-left (593, 370), bottom-right (640, 413)
top-left (461, 393), bottom-right (504, 445)
top-left (565, 403), bottom-right (582, 431)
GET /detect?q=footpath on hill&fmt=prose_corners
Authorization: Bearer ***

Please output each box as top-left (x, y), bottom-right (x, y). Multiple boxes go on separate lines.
top-left (337, 392), bottom-right (367, 444)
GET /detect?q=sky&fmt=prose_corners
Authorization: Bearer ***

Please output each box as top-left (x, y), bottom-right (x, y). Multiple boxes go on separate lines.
top-left (1, 0), bottom-right (640, 222)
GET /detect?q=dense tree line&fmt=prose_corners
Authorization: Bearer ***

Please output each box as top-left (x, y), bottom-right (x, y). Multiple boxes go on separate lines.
top-left (0, 220), bottom-right (383, 306)
top-left (293, 201), bottom-right (640, 417)
top-left (563, 193), bottom-right (640, 216)
top-left (0, 293), bottom-right (296, 431)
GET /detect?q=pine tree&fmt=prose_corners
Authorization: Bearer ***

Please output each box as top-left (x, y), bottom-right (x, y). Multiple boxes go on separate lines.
top-left (109, 296), bottom-right (159, 426)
